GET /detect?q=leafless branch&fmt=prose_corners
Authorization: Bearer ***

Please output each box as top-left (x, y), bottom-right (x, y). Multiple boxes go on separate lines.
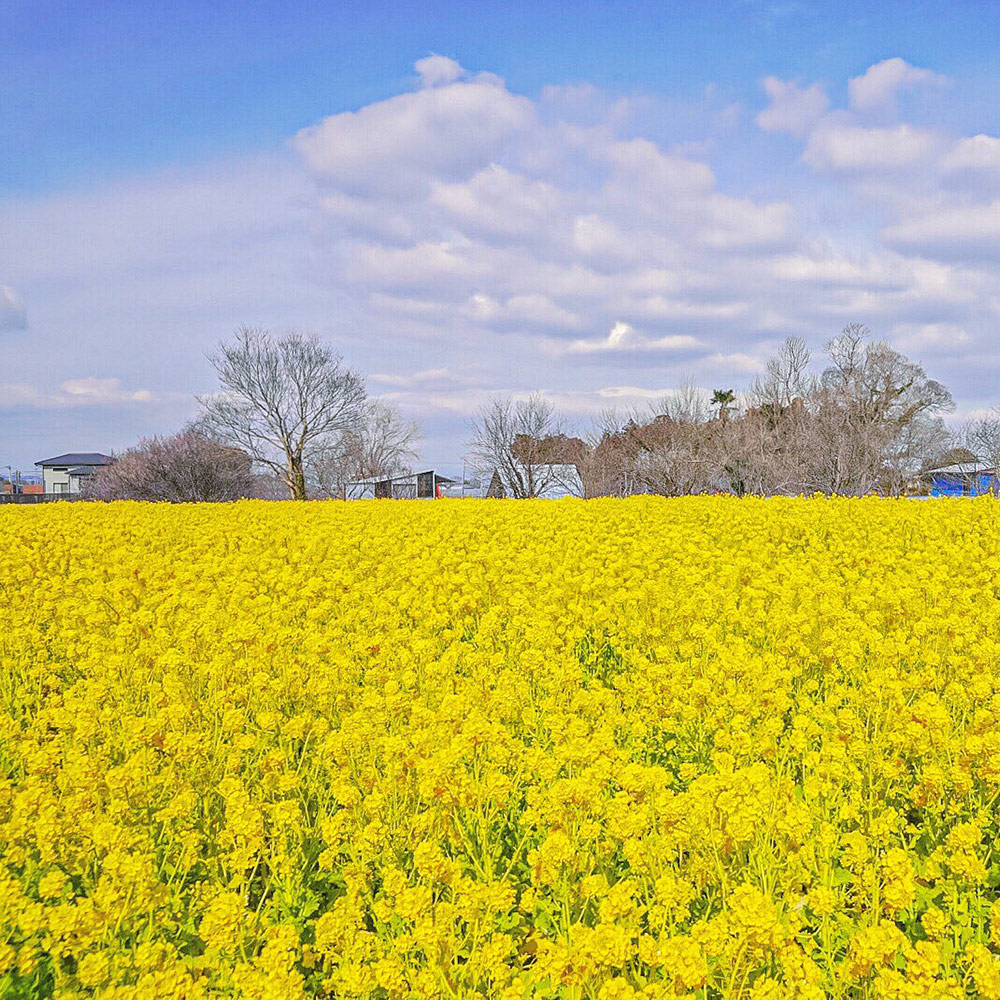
top-left (196, 326), bottom-right (366, 499)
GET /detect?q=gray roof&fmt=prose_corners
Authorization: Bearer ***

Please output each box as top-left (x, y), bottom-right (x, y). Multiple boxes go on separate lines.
top-left (346, 470), bottom-right (445, 486)
top-left (926, 462), bottom-right (996, 476)
top-left (35, 452), bottom-right (112, 468)
top-left (67, 466), bottom-right (101, 476)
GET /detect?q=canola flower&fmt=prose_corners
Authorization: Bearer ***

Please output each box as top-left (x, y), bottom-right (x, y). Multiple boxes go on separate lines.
top-left (2, 496), bottom-right (1000, 999)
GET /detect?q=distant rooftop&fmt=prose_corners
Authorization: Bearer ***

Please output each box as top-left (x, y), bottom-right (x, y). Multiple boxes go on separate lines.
top-left (925, 462), bottom-right (996, 476)
top-left (35, 452), bottom-right (113, 468)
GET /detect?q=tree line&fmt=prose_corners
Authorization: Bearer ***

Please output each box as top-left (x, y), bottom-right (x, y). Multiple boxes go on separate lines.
top-left (471, 324), bottom-right (996, 498)
top-left (87, 321), bottom-right (996, 501)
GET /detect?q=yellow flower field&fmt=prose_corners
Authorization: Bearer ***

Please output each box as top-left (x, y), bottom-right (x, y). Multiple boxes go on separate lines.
top-left (3, 497), bottom-right (1000, 999)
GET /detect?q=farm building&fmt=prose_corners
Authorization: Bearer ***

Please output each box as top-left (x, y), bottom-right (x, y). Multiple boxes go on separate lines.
top-left (345, 470), bottom-right (455, 500)
top-left (926, 462), bottom-right (998, 497)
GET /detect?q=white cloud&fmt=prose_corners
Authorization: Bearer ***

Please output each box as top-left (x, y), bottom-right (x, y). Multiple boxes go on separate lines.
top-left (562, 320), bottom-right (703, 355)
top-left (598, 136), bottom-right (716, 197)
top-left (803, 122), bottom-right (941, 173)
top-left (884, 201), bottom-right (1000, 259)
top-left (595, 384), bottom-right (684, 401)
top-left (847, 58), bottom-right (947, 117)
top-left (771, 248), bottom-right (912, 289)
top-left (430, 165), bottom-right (564, 242)
top-left (944, 134), bottom-right (1000, 172)
top-left (60, 377), bottom-right (153, 404)
top-left (704, 352), bottom-right (765, 374)
top-left (0, 377), bottom-right (155, 411)
top-left (293, 72), bottom-right (534, 197)
top-left (0, 285), bottom-right (27, 331)
top-left (5, 55), bottom-right (1000, 469)
top-left (505, 294), bottom-right (580, 328)
top-left (892, 322), bottom-right (971, 353)
top-left (370, 367), bottom-right (453, 388)
top-left (757, 76), bottom-right (830, 136)
top-left (751, 58), bottom-right (1000, 280)
top-left (290, 58), bottom-right (1000, 437)
top-left (415, 54), bottom-right (464, 88)
top-left (295, 58), bottom-right (796, 364)
top-left (942, 134), bottom-right (1000, 195)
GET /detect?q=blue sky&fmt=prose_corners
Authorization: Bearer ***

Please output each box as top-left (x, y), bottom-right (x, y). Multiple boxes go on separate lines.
top-left (5, 0), bottom-right (1000, 193)
top-left (3, 1), bottom-right (1000, 473)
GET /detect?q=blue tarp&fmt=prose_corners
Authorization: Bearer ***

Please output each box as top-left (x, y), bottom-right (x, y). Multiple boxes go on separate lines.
top-left (931, 472), bottom-right (998, 497)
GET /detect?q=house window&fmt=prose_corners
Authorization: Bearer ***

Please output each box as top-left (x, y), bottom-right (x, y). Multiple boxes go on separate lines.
top-left (54, 482), bottom-right (68, 494)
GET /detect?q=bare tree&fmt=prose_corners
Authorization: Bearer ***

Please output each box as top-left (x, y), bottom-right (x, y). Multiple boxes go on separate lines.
top-left (636, 421), bottom-right (720, 496)
top-left (631, 382), bottom-right (718, 496)
top-left (718, 402), bottom-right (811, 495)
top-left (580, 328), bottom-right (954, 499)
top-left (808, 325), bottom-right (954, 495)
top-left (657, 379), bottom-right (711, 424)
top-left (579, 408), bottom-right (638, 497)
top-left (197, 326), bottom-right (366, 500)
top-left (750, 336), bottom-right (812, 409)
top-left (310, 399), bottom-right (422, 498)
top-left (471, 325), bottom-right (954, 501)
top-left (470, 394), bottom-right (578, 498)
top-left (821, 325), bottom-right (952, 424)
top-left (964, 410), bottom-right (1000, 495)
top-left (85, 429), bottom-right (256, 502)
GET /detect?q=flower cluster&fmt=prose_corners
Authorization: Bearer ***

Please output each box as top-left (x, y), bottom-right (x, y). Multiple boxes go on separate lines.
top-left (2, 495), bottom-right (1000, 998)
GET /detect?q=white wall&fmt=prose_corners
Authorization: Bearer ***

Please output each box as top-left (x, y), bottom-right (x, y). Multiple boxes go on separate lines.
top-left (42, 467), bottom-right (73, 493)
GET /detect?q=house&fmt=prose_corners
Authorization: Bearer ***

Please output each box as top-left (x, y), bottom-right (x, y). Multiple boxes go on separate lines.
top-left (926, 462), bottom-right (998, 497)
top-left (486, 463), bottom-right (585, 499)
top-left (35, 453), bottom-right (113, 495)
top-left (345, 470), bottom-right (455, 500)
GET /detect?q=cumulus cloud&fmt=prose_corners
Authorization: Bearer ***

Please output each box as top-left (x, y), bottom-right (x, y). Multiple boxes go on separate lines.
top-left (754, 59), bottom-right (1000, 277)
top-left (60, 377), bottom-right (153, 404)
top-left (0, 285), bottom-right (27, 331)
top-left (295, 55), bottom-right (796, 359)
top-left (757, 77), bottom-right (830, 136)
top-left (884, 201), bottom-right (1000, 259)
top-left (803, 122), bottom-right (941, 173)
top-left (562, 321), bottom-right (703, 355)
top-left (5, 54), bottom-right (1000, 468)
top-left (430, 165), bottom-right (564, 243)
top-left (941, 134), bottom-right (1000, 195)
top-left (892, 321), bottom-right (971, 353)
top-left (415, 54), bottom-right (465, 88)
top-left (293, 71), bottom-right (534, 197)
top-left (771, 248), bottom-right (912, 289)
top-left (847, 58), bottom-right (947, 117)
top-left (0, 377), bottom-right (154, 411)
top-left (758, 58), bottom-right (958, 186)
top-left (944, 134), bottom-right (1000, 172)
top-left (370, 367), bottom-right (452, 389)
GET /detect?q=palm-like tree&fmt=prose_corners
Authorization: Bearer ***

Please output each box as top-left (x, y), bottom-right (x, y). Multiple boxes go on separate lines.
top-left (711, 388), bottom-right (736, 421)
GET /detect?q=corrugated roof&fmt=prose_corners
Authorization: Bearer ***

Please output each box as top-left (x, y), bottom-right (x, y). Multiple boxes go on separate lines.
top-left (926, 463), bottom-right (996, 476)
top-left (35, 452), bottom-right (112, 467)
